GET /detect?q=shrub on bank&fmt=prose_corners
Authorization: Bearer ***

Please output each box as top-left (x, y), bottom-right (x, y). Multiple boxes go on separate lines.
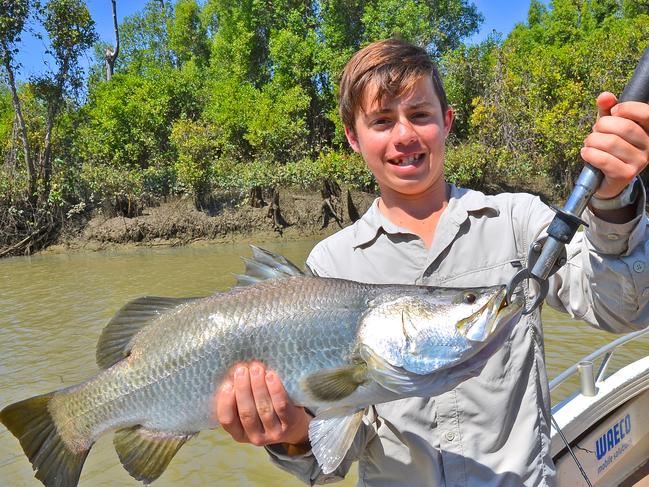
top-left (211, 151), bottom-right (375, 195)
top-left (444, 141), bottom-right (538, 191)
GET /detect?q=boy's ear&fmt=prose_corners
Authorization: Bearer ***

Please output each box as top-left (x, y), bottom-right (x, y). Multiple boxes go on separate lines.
top-left (344, 125), bottom-right (361, 153)
top-left (444, 107), bottom-right (454, 138)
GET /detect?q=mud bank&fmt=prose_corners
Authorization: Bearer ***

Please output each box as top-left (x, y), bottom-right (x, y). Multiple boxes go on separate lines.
top-left (45, 187), bottom-right (377, 254)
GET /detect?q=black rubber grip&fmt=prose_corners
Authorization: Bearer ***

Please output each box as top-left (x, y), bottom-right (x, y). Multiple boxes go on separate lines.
top-left (619, 45), bottom-right (649, 103)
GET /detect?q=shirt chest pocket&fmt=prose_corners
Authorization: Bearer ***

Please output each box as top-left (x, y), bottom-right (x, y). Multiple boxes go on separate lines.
top-left (423, 259), bottom-right (524, 288)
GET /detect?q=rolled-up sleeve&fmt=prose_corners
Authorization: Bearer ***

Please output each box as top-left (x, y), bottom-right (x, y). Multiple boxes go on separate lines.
top-left (543, 182), bottom-right (649, 333)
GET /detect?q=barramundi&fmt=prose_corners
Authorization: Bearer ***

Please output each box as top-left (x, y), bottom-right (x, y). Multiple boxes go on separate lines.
top-left (1, 247), bottom-right (523, 486)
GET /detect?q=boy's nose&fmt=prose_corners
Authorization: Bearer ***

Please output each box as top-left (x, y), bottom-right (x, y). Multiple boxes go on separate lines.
top-left (394, 120), bottom-right (417, 145)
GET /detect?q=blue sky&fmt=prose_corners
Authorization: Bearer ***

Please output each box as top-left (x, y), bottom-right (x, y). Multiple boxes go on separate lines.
top-left (15, 0), bottom-right (538, 81)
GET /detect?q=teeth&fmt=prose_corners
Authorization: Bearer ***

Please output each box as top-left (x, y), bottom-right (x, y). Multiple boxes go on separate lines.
top-left (395, 154), bottom-right (421, 165)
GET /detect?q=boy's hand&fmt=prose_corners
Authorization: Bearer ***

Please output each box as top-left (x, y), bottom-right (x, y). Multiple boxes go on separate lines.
top-left (214, 362), bottom-right (311, 450)
top-left (581, 92), bottom-right (649, 199)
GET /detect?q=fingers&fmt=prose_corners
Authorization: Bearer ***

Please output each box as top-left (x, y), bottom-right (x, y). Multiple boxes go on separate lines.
top-left (266, 370), bottom-right (294, 425)
top-left (585, 94), bottom-right (649, 198)
top-left (215, 364), bottom-right (268, 444)
top-left (266, 370), bottom-right (310, 445)
top-left (249, 364), bottom-right (283, 444)
top-left (611, 100), bottom-right (649, 132)
top-left (215, 363), bottom-right (311, 447)
top-left (581, 146), bottom-right (638, 198)
top-left (232, 364), bottom-right (268, 445)
top-left (216, 377), bottom-right (247, 442)
top-left (596, 92), bottom-right (617, 119)
top-left (593, 111), bottom-right (649, 151)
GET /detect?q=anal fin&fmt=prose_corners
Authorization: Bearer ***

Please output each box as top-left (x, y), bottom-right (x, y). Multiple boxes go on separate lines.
top-left (309, 409), bottom-right (365, 474)
top-left (114, 426), bottom-right (195, 484)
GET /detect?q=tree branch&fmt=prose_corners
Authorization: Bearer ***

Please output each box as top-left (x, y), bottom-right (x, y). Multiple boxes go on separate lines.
top-left (105, 0), bottom-right (119, 80)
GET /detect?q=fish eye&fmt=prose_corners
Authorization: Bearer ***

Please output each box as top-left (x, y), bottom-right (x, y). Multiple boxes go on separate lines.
top-left (463, 292), bottom-right (477, 305)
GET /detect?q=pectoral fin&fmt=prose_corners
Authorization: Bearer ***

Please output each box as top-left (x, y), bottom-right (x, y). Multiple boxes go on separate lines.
top-left (303, 364), bottom-right (367, 401)
top-left (309, 409), bottom-right (365, 475)
top-left (113, 426), bottom-right (196, 484)
top-left (359, 345), bottom-right (423, 394)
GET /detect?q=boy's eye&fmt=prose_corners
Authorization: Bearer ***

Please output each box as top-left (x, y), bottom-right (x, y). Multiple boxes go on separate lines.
top-left (371, 118), bottom-right (392, 127)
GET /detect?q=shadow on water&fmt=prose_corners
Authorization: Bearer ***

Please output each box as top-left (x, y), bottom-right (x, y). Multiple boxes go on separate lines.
top-left (1, 240), bottom-right (647, 486)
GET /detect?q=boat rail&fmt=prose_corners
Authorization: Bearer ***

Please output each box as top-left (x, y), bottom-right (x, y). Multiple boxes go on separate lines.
top-left (549, 326), bottom-right (649, 397)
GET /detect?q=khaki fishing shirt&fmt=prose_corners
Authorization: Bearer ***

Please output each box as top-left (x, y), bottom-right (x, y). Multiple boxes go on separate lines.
top-left (267, 183), bottom-right (649, 486)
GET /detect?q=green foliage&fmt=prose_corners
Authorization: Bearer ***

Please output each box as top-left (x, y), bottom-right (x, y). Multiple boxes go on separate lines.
top-left (47, 157), bottom-right (78, 205)
top-left (441, 35), bottom-right (500, 140)
top-left (245, 84), bottom-right (310, 162)
top-left (77, 73), bottom-right (169, 168)
top-left (360, 0), bottom-right (483, 57)
top-left (171, 117), bottom-right (218, 203)
top-left (463, 4), bottom-right (649, 196)
top-left (314, 150), bottom-right (376, 191)
top-left (168, 0), bottom-right (209, 67)
top-left (210, 150), bottom-right (374, 193)
top-left (7, 0), bottom-right (648, 226)
top-left (116, 0), bottom-right (173, 74)
top-left (0, 0), bottom-right (30, 67)
top-left (79, 163), bottom-right (144, 211)
top-left (77, 66), bottom-right (203, 171)
top-left (18, 83), bottom-right (47, 162)
top-left (445, 141), bottom-right (536, 190)
top-left (40, 0), bottom-right (98, 94)
top-left (0, 84), bottom-right (13, 153)
top-left (202, 76), bottom-right (256, 161)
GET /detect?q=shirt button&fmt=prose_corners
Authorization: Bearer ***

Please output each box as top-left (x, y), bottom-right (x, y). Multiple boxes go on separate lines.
top-left (607, 233), bottom-right (619, 240)
top-left (633, 261), bottom-right (645, 273)
top-left (445, 431), bottom-right (456, 441)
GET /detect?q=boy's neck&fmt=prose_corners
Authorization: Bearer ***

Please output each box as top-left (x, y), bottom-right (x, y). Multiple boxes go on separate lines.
top-left (377, 179), bottom-right (449, 248)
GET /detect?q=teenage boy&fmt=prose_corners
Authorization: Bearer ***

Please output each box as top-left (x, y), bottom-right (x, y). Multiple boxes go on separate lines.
top-left (215, 38), bottom-right (649, 485)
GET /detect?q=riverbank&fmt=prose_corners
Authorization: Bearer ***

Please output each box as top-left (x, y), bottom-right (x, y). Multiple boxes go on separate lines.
top-left (43, 186), bottom-right (377, 255)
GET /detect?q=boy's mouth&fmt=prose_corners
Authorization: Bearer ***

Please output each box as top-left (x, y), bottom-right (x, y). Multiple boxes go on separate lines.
top-left (388, 153), bottom-right (426, 166)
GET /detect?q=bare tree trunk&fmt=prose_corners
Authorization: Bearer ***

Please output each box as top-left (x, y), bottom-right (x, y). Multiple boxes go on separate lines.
top-left (2, 57), bottom-right (36, 199)
top-left (40, 106), bottom-right (56, 203)
top-left (267, 188), bottom-right (289, 231)
top-left (248, 186), bottom-right (265, 207)
top-left (5, 113), bottom-right (18, 173)
top-left (105, 0), bottom-right (119, 81)
top-left (320, 179), bottom-right (342, 229)
top-left (346, 189), bottom-right (360, 223)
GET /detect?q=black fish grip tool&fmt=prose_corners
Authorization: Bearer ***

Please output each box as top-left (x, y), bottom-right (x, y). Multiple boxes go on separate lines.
top-left (507, 45), bottom-right (649, 314)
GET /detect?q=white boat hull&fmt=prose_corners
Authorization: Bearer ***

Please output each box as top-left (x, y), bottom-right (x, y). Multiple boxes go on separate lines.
top-left (551, 355), bottom-right (649, 486)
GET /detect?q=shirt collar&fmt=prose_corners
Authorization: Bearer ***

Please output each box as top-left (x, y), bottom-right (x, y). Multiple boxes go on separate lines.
top-left (351, 183), bottom-right (500, 248)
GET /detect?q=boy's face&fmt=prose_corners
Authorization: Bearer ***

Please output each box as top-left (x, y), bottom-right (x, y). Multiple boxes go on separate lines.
top-left (345, 76), bottom-right (452, 200)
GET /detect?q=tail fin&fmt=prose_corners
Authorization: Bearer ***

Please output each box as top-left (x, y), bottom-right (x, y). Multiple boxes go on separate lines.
top-left (0, 393), bottom-right (90, 487)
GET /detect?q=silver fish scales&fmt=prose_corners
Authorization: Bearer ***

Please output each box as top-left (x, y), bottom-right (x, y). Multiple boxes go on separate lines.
top-left (1, 246), bottom-right (523, 486)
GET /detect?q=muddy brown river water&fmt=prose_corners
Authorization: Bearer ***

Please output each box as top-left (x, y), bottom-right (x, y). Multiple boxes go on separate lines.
top-left (1, 240), bottom-right (648, 486)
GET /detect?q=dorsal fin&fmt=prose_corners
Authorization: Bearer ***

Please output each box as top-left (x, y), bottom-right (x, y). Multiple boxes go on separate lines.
top-left (234, 245), bottom-right (309, 286)
top-left (96, 296), bottom-right (201, 369)
top-left (114, 426), bottom-right (195, 484)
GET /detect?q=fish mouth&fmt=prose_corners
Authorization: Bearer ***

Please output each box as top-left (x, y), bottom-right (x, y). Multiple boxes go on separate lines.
top-left (461, 287), bottom-right (524, 342)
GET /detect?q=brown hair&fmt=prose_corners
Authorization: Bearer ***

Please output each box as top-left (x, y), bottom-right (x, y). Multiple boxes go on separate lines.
top-left (338, 38), bottom-right (448, 131)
